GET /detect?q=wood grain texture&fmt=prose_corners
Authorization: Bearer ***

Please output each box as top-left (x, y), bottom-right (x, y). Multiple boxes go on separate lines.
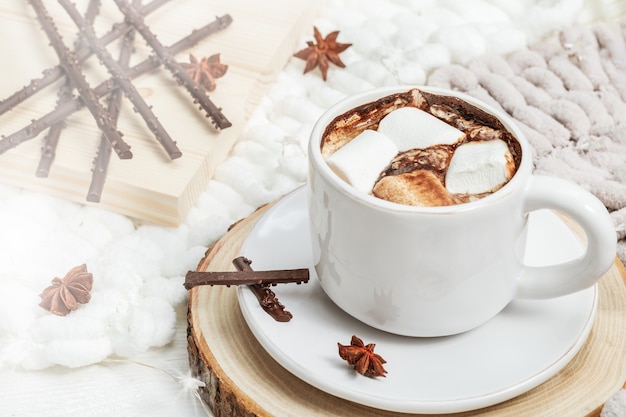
top-left (0, 0), bottom-right (321, 225)
top-left (187, 199), bottom-right (626, 417)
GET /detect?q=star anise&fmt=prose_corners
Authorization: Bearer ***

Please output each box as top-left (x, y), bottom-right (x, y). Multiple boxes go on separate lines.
top-left (180, 53), bottom-right (228, 92)
top-left (337, 335), bottom-right (387, 378)
top-left (39, 264), bottom-right (93, 316)
top-left (293, 27), bottom-right (351, 81)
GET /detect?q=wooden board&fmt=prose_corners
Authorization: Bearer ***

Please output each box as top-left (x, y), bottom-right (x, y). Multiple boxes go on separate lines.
top-left (187, 198), bottom-right (626, 417)
top-left (0, 0), bottom-right (321, 225)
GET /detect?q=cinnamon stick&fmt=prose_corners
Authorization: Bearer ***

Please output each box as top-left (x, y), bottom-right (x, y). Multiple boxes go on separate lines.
top-left (113, 0), bottom-right (232, 129)
top-left (184, 268), bottom-right (309, 289)
top-left (59, 0), bottom-right (181, 160)
top-left (0, 14), bottom-right (233, 155)
top-left (0, 0), bottom-right (171, 117)
top-left (27, 0), bottom-right (133, 159)
top-left (233, 257), bottom-right (294, 322)
top-left (36, 0), bottom-right (101, 178)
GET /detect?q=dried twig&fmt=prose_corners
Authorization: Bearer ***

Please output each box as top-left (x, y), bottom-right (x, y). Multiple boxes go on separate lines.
top-left (87, 1), bottom-right (140, 202)
top-left (35, 83), bottom-right (70, 177)
top-left (36, 0), bottom-right (101, 177)
top-left (114, 0), bottom-right (232, 129)
top-left (0, 14), bottom-right (233, 156)
top-left (28, 0), bottom-right (133, 159)
top-left (60, 0), bottom-right (181, 160)
top-left (0, 0), bottom-right (171, 117)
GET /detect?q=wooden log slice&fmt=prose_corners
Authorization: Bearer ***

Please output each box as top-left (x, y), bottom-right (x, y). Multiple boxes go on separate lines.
top-left (187, 199), bottom-right (626, 417)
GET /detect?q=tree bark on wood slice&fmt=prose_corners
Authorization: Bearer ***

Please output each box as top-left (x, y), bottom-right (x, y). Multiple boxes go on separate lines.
top-left (187, 196), bottom-right (626, 417)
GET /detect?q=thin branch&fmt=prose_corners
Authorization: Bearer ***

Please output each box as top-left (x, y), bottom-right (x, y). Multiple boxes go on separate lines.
top-left (60, 0), bottom-right (181, 159)
top-left (28, 0), bottom-right (132, 159)
top-left (36, 0), bottom-right (101, 177)
top-left (114, 0), bottom-right (232, 129)
top-left (0, 14), bottom-right (233, 156)
top-left (0, 0), bottom-right (171, 117)
top-left (87, 1), bottom-right (141, 203)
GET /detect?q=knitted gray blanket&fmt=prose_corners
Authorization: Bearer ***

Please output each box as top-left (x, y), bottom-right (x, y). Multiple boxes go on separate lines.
top-left (428, 19), bottom-right (626, 264)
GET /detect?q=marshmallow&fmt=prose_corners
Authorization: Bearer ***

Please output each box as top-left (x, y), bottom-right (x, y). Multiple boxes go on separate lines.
top-left (445, 140), bottom-right (515, 194)
top-left (377, 107), bottom-right (465, 151)
top-left (326, 129), bottom-right (398, 194)
top-left (373, 170), bottom-right (459, 207)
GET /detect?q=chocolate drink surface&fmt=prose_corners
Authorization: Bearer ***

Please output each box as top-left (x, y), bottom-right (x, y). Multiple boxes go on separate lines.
top-left (320, 88), bottom-right (522, 207)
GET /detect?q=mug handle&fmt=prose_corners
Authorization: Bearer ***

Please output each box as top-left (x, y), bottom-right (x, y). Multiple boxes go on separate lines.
top-left (517, 175), bottom-right (616, 299)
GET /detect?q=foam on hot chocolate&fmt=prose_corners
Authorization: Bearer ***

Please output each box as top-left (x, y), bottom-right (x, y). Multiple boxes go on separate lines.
top-left (320, 88), bottom-right (521, 207)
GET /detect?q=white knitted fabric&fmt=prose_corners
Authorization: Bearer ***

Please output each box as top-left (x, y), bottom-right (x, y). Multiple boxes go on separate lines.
top-left (428, 19), bottom-right (626, 262)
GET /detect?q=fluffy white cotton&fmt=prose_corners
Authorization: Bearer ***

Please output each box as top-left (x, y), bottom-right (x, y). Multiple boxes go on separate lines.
top-left (127, 297), bottom-right (176, 352)
top-left (327, 70), bottom-right (376, 95)
top-left (520, 0), bottom-right (585, 44)
top-left (0, 282), bottom-right (39, 333)
top-left (215, 156), bottom-right (301, 208)
top-left (347, 59), bottom-right (393, 87)
top-left (143, 275), bottom-right (188, 306)
top-left (134, 225), bottom-right (196, 277)
top-left (430, 25), bottom-right (487, 64)
top-left (410, 43), bottom-right (452, 72)
top-left (442, 0), bottom-right (510, 24)
top-left (274, 95), bottom-right (325, 123)
top-left (0, 185), bottom-right (205, 371)
top-left (392, 14), bottom-right (439, 44)
top-left (308, 84), bottom-right (348, 109)
top-left (340, 26), bottom-right (384, 55)
top-left (485, 25), bottom-right (527, 55)
top-left (30, 313), bottom-right (108, 342)
top-left (185, 183), bottom-right (255, 247)
top-left (422, 7), bottom-right (464, 28)
top-left (394, 62), bottom-right (425, 84)
top-left (23, 338), bottom-right (113, 370)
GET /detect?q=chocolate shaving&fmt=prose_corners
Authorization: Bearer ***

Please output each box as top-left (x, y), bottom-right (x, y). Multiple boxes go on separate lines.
top-left (184, 268), bottom-right (309, 289)
top-left (0, 14), bottom-right (233, 156)
top-left (36, 0), bottom-right (101, 178)
top-left (0, 0), bottom-right (171, 118)
top-left (0, 14), bottom-right (233, 154)
top-left (233, 257), bottom-right (294, 322)
top-left (60, 0), bottom-right (182, 160)
top-left (28, 0), bottom-right (133, 159)
top-left (113, 0), bottom-right (232, 130)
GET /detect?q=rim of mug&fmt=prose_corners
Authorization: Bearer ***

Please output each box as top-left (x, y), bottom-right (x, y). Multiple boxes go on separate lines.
top-left (308, 85), bottom-right (533, 214)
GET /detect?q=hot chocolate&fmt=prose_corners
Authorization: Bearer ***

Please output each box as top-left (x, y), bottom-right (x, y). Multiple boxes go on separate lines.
top-left (309, 86), bottom-right (615, 337)
top-left (320, 88), bottom-right (522, 207)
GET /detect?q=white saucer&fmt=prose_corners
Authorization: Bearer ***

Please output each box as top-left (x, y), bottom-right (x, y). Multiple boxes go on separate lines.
top-left (237, 186), bottom-right (597, 414)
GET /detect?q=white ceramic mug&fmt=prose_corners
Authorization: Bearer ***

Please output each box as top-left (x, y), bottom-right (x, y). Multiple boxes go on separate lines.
top-left (307, 86), bottom-right (617, 337)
